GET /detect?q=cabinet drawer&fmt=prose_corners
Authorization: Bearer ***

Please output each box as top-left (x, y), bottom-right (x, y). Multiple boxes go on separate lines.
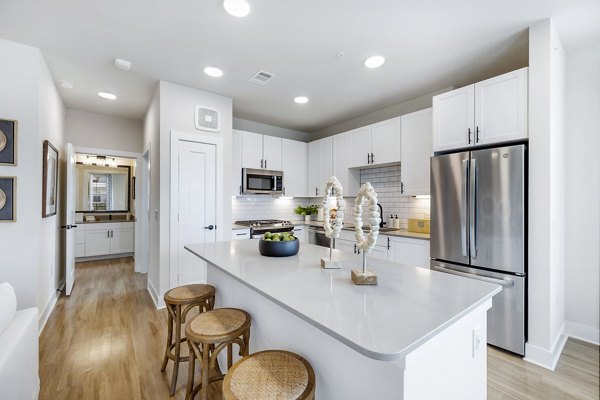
top-left (389, 237), bottom-right (430, 268)
top-left (232, 229), bottom-right (250, 240)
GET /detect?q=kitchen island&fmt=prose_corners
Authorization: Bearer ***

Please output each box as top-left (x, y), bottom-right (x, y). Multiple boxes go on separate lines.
top-left (185, 240), bottom-right (501, 400)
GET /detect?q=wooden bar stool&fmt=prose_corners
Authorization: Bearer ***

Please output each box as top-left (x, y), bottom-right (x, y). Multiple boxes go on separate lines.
top-left (185, 308), bottom-right (251, 400)
top-left (161, 284), bottom-right (216, 396)
top-left (222, 350), bottom-right (316, 400)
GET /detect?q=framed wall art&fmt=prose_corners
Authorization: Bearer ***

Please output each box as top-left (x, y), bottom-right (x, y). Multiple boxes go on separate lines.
top-left (0, 177), bottom-right (16, 222)
top-left (42, 140), bottom-right (59, 217)
top-left (0, 118), bottom-right (17, 165)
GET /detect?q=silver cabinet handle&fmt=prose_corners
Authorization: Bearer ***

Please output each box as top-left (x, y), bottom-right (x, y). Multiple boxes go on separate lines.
top-left (468, 128), bottom-right (472, 144)
top-left (239, 185), bottom-right (242, 195)
top-left (431, 265), bottom-right (514, 287)
top-left (107, 230), bottom-right (110, 238)
top-left (476, 126), bottom-right (480, 143)
top-left (367, 153), bottom-right (371, 164)
top-left (461, 159), bottom-right (469, 257)
top-left (401, 182), bottom-right (404, 194)
top-left (260, 159), bottom-right (264, 168)
top-left (371, 152), bottom-right (374, 164)
top-left (236, 233), bottom-right (247, 236)
top-left (264, 159), bottom-right (267, 169)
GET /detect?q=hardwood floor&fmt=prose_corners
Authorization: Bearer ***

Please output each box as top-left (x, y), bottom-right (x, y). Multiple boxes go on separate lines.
top-left (40, 258), bottom-right (600, 399)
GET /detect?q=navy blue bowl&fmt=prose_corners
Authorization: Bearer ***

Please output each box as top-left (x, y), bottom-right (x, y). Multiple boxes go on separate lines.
top-left (259, 238), bottom-right (300, 257)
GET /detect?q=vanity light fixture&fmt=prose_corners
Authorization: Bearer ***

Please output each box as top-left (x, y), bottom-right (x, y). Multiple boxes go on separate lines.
top-left (98, 92), bottom-right (117, 100)
top-left (294, 96), bottom-right (309, 104)
top-left (223, 0), bottom-right (250, 17)
top-left (364, 55), bottom-right (386, 69)
top-left (204, 66), bottom-right (224, 77)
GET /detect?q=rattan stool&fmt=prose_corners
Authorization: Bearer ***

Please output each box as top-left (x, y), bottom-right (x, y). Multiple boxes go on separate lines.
top-left (222, 350), bottom-right (315, 400)
top-left (185, 308), bottom-right (251, 400)
top-left (160, 284), bottom-right (216, 396)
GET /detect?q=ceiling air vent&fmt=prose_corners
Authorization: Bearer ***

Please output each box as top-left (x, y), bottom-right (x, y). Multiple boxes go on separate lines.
top-left (195, 105), bottom-right (220, 132)
top-left (249, 70), bottom-right (274, 85)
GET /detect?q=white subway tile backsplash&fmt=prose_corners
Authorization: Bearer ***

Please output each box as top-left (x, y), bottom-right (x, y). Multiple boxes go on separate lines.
top-left (232, 165), bottom-right (430, 229)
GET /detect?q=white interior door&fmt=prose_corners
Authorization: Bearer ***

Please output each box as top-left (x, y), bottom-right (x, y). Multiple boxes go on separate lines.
top-left (65, 143), bottom-right (76, 295)
top-left (175, 140), bottom-right (217, 286)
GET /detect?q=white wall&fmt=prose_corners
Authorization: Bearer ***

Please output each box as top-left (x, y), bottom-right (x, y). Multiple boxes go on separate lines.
top-left (565, 41), bottom-right (600, 344)
top-left (526, 19), bottom-right (567, 370)
top-left (0, 39), bottom-right (64, 328)
top-left (143, 86), bottom-right (160, 303)
top-left (233, 118), bottom-right (310, 142)
top-left (155, 81), bottom-right (232, 305)
top-left (65, 108), bottom-right (143, 153)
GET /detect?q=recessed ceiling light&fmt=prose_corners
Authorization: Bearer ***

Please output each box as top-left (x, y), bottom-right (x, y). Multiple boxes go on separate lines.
top-left (204, 66), bottom-right (224, 77)
top-left (59, 81), bottom-right (74, 89)
top-left (294, 96), bottom-right (309, 104)
top-left (364, 55), bottom-right (386, 69)
top-left (98, 92), bottom-right (117, 100)
top-left (223, 0), bottom-right (250, 17)
top-left (114, 58), bottom-right (132, 71)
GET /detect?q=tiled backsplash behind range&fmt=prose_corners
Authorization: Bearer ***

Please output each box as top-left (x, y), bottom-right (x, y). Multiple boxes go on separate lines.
top-left (232, 165), bottom-right (430, 230)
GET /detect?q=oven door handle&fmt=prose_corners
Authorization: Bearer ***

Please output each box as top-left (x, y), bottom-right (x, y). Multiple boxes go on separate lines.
top-left (431, 265), bottom-right (514, 287)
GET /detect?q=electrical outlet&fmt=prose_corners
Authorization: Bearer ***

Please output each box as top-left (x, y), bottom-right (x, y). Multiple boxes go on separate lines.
top-left (472, 326), bottom-right (482, 358)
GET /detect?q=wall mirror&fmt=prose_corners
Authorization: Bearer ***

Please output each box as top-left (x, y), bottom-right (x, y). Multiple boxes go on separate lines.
top-left (76, 156), bottom-right (131, 212)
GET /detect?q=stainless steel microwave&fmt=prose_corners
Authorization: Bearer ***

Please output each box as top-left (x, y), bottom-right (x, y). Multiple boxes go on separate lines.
top-left (242, 168), bottom-right (284, 195)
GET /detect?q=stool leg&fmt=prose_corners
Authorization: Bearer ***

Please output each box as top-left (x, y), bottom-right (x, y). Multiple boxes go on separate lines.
top-left (200, 343), bottom-right (211, 400)
top-left (161, 304), bottom-right (174, 372)
top-left (227, 343), bottom-right (233, 369)
top-left (242, 328), bottom-right (251, 357)
top-left (186, 342), bottom-right (196, 400)
top-left (169, 304), bottom-right (182, 396)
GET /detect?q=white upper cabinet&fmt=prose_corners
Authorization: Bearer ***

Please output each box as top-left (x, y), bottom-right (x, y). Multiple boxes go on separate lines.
top-left (333, 132), bottom-right (360, 196)
top-left (349, 126), bottom-right (372, 168)
top-left (240, 130), bottom-right (282, 170)
top-left (474, 67), bottom-right (528, 145)
top-left (262, 135), bottom-right (283, 170)
top-left (433, 85), bottom-right (475, 151)
top-left (370, 117), bottom-right (401, 165)
top-left (308, 137), bottom-right (333, 197)
top-left (232, 131), bottom-right (242, 196)
top-left (241, 131), bottom-right (264, 169)
top-left (281, 139), bottom-right (308, 197)
top-left (400, 108), bottom-right (433, 195)
top-left (347, 118), bottom-right (401, 168)
top-left (433, 67), bottom-right (528, 152)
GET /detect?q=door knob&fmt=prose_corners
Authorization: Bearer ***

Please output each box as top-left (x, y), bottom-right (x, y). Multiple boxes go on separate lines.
top-left (204, 225), bottom-right (215, 230)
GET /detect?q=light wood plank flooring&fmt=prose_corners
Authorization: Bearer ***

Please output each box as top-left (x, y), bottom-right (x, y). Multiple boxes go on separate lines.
top-left (40, 258), bottom-right (600, 399)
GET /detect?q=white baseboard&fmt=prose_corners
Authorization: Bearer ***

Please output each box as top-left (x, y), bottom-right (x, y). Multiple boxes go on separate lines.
top-left (524, 324), bottom-right (568, 371)
top-left (38, 291), bottom-right (59, 335)
top-left (566, 321), bottom-right (600, 345)
top-left (147, 278), bottom-right (165, 309)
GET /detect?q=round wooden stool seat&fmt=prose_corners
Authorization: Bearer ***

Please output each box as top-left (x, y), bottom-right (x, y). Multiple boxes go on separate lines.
top-left (223, 350), bottom-right (315, 400)
top-left (164, 284), bottom-right (216, 305)
top-left (161, 284), bottom-right (216, 396)
top-left (187, 308), bottom-right (251, 342)
top-left (185, 308), bottom-right (252, 400)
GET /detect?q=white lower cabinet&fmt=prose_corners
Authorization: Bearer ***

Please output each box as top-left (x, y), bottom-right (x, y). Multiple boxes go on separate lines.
top-left (335, 230), bottom-right (389, 261)
top-left (388, 237), bottom-right (430, 268)
top-left (292, 226), bottom-right (308, 243)
top-left (80, 222), bottom-right (135, 258)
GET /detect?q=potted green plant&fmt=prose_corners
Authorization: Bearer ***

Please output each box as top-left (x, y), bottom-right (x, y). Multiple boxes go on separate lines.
top-left (294, 205), bottom-right (319, 223)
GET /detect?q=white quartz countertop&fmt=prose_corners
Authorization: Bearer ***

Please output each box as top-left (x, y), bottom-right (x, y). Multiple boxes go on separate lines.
top-left (185, 240), bottom-right (500, 361)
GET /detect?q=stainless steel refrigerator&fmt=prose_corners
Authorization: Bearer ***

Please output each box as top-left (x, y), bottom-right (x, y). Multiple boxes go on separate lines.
top-left (430, 144), bottom-right (526, 355)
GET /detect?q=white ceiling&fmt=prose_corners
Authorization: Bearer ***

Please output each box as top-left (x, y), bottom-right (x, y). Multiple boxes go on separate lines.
top-left (0, 0), bottom-right (598, 132)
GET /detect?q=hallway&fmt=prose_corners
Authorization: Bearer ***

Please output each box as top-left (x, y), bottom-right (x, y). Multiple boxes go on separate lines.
top-left (39, 258), bottom-right (220, 399)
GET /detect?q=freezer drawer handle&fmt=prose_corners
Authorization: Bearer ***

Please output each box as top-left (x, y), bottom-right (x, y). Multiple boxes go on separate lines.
top-left (431, 265), bottom-right (515, 287)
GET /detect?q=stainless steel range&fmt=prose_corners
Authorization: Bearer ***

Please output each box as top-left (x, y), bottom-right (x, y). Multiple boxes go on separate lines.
top-left (234, 219), bottom-right (294, 239)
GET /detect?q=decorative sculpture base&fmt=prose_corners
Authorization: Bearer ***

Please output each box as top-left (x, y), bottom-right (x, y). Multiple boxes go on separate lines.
top-left (321, 258), bottom-right (342, 269)
top-left (351, 269), bottom-right (378, 285)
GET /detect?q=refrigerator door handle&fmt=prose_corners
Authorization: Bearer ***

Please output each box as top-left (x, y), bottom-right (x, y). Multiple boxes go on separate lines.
top-left (470, 158), bottom-right (478, 258)
top-left (431, 264), bottom-right (515, 287)
top-left (461, 159), bottom-right (469, 257)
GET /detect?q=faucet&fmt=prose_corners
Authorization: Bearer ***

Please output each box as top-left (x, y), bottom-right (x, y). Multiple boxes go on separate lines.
top-left (377, 203), bottom-right (385, 228)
